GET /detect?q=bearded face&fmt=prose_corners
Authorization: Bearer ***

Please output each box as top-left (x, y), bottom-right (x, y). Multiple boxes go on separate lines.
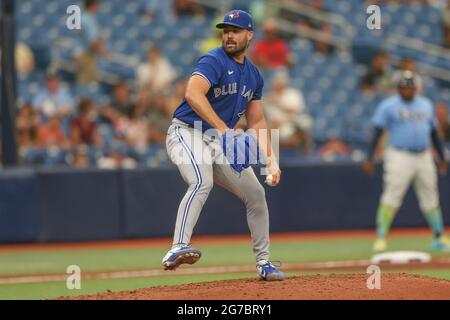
top-left (398, 86), bottom-right (416, 102)
top-left (222, 26), bottom-right (253, 57)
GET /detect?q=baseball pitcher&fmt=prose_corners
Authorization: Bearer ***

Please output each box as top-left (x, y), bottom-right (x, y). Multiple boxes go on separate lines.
top-left (363, 71), bottom-right (449, 252)
top-left (161, 10), bottom-right (285, 281)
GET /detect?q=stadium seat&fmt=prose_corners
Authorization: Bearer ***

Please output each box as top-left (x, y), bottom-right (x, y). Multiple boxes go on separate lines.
top-left (12, 0), bottom-right (450, 167)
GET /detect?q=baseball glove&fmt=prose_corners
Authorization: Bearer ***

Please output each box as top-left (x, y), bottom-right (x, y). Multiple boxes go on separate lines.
top-left (222, 129), bottom-right (259, 172)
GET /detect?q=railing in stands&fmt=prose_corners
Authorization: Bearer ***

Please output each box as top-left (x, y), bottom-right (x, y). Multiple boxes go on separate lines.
top-left (386, 35), bottom-right (450, 83)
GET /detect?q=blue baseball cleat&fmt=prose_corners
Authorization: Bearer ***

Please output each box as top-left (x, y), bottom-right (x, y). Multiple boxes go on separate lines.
top-left (162, 244), bottom-right (202, 270)
top-left (256, 260), bottom-right (285, 281)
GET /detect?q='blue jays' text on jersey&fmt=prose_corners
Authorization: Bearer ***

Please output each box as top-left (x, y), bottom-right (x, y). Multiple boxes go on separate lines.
top-left (372, 95), bottom-right (438, 151)
top-left (173, 47), bottom-right (264, 131)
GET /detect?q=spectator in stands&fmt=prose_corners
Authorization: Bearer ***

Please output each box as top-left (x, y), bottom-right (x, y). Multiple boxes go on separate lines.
top-left (76, 0), bottom-right (108, 83)
top-left (200, 28), bottom-right (222, 54)
top-left (264, 72), bottom-right (312, 153)
top-left (93, 83), bottom-right (130, 159)
top-left (70, 98), bottom-right (102, 148)
top-left (96, 149), bottom-right (138, 169)
top-left (136, 47), bottom-right (177, 93)
top-left (318, 133), bottom-right (351, 159)
top-left (122, 104), bottom-right (152, 159)
top-left (36, 115), bottom-right (70, 151)
top-left (16, 104), bottom-right (40, 150)
top-left (32, 73), bottom-right (75, 126)
top-left (99, 81), bottom-right (134, 125)
top-left (200, 17), bottom-right (223, 54)
top-left (105, 103), bottom-right (154, 163)
top-left (15, 43), bottom-right (35, 78)
top-left (304, 0), bottom-right (326, 20)
top-left (436, 102), bottom-right (450, 142)
top-left (137, 79), bottom-right (187, 146)
top-left (145, 94), bottom-right (173, 145)
top-left (0, 41), bottom-right (35, 78)
top-left (290, 0), bottom-right (335, 54)
top-left (442, 28), bottom-right (450, 48)
top-left (359, 51), bottom-right (392, 94)
top-left (442, 0), bottom-right (450, 47)
top-left (71, 145), bottom-right (91, 168)
top-left (164, 78), bottom-right (188, 115)
top-left (312, 23), bottom-right (336, 56)
top-left (443, 0), bottom-right (450, 24)
top-left (252, 19), bottom-right (292, 70)
top-left (366, 0), bottom-right (419, 3)
top-left (391, 57), bottom-right (423, 93)
top-left (278, 0), bottom-right (326, 30)
top-left (173, 0), bottom-right (205, 18)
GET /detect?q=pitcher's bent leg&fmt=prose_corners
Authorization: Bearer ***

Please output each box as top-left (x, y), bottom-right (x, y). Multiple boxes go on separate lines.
top-left (213, 164), bottom-right (270, 262)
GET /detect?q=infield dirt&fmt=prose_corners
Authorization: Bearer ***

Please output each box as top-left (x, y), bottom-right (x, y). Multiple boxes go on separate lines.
top-left (60, 273), bottom-right (450, 300)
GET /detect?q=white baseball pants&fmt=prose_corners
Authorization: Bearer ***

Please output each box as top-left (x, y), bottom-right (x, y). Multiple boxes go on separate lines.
top-left (166, 119), bottom-right (270, 262)
top-left (381, 147), bottom-right (439, 212)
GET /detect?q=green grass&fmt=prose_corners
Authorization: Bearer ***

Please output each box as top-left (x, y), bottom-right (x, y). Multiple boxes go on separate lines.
top-left (406, 269), bottom-right (450, 280)
top-left (0, 235), bottom-right (445, 276)
top-left (0, 234), bottom-right (448, 299)
top-left (0, 273), bottom-right (256, 300)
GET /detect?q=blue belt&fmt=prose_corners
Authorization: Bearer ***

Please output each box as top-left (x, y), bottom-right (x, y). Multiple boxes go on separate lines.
top-left (393, 146), bottom-right (427, 154)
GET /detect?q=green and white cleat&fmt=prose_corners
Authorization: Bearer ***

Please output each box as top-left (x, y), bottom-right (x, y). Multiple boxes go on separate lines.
top-left (373, 238), bottom-right (387, 252)
top-left (431, 236), bottom-right (450, 251)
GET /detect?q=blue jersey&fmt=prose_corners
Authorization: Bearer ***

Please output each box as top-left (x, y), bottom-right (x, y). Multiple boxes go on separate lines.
top-left (173, 47), bottom-right (264, 131)
top-left (79, 13), bottom-right (99, 51)
top-left (372, 95), bottom-right (438, 151)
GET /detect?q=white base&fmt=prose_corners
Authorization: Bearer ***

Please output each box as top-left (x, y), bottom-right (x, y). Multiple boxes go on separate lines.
top-left (371, 251), bottom-right (431, 264)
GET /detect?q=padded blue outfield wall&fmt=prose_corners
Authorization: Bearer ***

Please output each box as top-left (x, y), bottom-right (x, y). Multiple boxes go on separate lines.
top-left (0, 162), bottom-right (449, 243)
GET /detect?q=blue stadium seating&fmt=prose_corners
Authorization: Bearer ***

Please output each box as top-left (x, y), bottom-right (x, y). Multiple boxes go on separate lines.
top-left (14, 0), bottom-right (450, 166)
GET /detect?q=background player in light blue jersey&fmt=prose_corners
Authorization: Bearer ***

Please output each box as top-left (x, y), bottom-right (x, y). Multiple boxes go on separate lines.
top-left (162, 10), bottom-right (285, 281)
top-left (363, 71), bottom-right (449, 252)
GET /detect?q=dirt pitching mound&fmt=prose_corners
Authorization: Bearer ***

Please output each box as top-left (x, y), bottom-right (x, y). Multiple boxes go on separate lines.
top-left (61, 273), bottom-right (450, 300)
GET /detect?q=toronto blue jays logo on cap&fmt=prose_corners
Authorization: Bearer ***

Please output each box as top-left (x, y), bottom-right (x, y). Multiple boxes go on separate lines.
top-left (229, 11), bottom-right (240, 19)
top-left (216, 9), bottom-right (254, 31)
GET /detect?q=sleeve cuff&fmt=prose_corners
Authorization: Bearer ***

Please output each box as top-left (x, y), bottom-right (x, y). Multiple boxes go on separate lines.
top-left (191, 72), bottom-right (212, 88)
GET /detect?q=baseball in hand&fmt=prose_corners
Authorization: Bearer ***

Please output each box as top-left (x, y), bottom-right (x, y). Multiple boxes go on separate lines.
top-left (265, 174), bottom-right (275, 187)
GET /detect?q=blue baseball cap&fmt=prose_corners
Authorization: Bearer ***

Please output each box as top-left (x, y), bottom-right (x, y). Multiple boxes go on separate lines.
top-left (216, 10), bottom-right (254, 31)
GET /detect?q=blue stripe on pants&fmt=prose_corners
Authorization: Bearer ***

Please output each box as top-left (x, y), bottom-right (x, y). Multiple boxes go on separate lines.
top-left (174, 126), bottom-right (202, 244)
